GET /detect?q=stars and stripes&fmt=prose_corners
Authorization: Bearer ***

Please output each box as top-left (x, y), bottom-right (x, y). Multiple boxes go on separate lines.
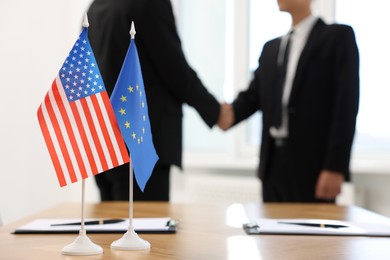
top-left (37, 27), bottom-right (129, 187)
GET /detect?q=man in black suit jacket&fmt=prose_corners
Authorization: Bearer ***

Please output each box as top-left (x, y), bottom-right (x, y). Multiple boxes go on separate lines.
top-left (221, 0), bottom-right (359, 202)
top-left (87, 0), bottom-right (227, 201)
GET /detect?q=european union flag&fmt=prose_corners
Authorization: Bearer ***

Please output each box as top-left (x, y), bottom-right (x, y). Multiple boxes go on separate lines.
top-left (110, 35), bottom-right (158, 192)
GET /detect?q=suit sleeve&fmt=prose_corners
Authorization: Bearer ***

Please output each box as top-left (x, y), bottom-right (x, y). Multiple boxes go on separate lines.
top-left (232, 45), bottom-right (269, 125)
top-left (323, 26), bottom-right (359, 178)
top-left (232, 69), bottom-right (261, 125)
top-left (139, 0), bottom-right (220, 128)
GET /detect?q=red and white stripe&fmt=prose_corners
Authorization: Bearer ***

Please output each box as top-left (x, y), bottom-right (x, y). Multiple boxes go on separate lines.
top-left (37, 76), bottom-right (129, 187)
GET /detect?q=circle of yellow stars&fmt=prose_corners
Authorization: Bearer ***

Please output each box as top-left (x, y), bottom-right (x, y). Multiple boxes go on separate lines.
top-left (118, 84), bottom-right (147, 144)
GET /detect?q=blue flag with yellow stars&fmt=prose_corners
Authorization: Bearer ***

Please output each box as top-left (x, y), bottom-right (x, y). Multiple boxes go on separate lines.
top-left (110, 38), bottom-right (158, 192)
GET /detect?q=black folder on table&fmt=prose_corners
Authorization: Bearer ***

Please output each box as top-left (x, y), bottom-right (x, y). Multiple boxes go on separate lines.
top-left (243, 218), bottom-right (390, 237)
top-left (13, 217), bottom-right (177, 234)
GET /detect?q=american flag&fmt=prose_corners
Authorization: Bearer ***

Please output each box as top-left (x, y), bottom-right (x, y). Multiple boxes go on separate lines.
top-left (37, 27), bottom-right (129, 187)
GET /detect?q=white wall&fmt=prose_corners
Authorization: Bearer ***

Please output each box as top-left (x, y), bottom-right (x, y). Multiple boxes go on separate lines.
top-left (0, 0), bottom-right (98, 225)
top-left (1, 0), bottom-right (389, 226)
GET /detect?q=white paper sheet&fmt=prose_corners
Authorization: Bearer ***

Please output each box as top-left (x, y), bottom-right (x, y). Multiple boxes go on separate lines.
top-left (14, 217), bottom-right (176, 234)
top-left (244, 218), bottom-right (390, 237)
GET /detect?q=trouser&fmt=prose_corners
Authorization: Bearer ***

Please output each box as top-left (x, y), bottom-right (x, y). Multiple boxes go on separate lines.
top-left (95, 161), bottom-right (171, 201)
top-left (262, 139), bottom-right (334, 203)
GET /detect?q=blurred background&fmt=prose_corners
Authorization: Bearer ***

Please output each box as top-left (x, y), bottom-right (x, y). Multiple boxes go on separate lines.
top-left (1, 0), bottom-right (389, 225)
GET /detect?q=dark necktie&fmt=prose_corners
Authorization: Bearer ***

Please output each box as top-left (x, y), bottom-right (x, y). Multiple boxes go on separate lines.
top-left (273, 31), bottom-right (293, 128)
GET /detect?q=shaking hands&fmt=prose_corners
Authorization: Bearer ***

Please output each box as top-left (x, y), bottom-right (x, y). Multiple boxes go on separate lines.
top-left (217, 103), bottom-right (234, 131)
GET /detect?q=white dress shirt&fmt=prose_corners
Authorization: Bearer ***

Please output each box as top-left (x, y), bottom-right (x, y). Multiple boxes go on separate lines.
top-left (270, 15), bottom-right (318, 139)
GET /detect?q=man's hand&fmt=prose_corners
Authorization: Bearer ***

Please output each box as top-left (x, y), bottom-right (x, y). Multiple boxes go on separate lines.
top-left (315, 170), bottom-right (344, 200)
top-left (217, 103), bottom-right (234, 130)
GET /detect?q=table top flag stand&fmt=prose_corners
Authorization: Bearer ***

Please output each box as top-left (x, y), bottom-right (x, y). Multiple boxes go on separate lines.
top-left (111, 157), bottom-right (150, 250)
top-left (59, 14), bottom-right (103, 256)
top-left (61, 180), bottom-right (103, 255)
top-left (37, 12), bottom-right (130, 255)
top-left (110, 22), bottom-right (158, 250)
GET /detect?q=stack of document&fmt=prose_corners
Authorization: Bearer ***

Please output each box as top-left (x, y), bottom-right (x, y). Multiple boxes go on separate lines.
top-left (13, 218), bottom-right (177, 234)
top-left (243, 218), bottom-right (390, 237)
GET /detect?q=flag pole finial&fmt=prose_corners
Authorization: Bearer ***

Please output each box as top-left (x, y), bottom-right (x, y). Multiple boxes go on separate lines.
top-left (130, 21), bottom-right (136, 39)
top-left (83, 12), bottom-right (89, 28)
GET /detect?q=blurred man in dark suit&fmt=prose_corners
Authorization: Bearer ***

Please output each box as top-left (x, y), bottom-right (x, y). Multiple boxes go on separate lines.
top-left (87, 0), bottom-right (232, 201)
top-left (220, 0), bottom-right (359, 202)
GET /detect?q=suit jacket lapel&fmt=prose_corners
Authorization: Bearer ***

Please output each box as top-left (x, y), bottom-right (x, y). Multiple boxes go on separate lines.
top-left (289, 18), bottom-right (325, 105)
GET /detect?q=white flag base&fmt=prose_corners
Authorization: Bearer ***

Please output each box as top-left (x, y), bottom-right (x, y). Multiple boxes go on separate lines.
top-left (61, 229), bottom-right (103, 255)
top-left (111, 226), bottom-right (150, 250)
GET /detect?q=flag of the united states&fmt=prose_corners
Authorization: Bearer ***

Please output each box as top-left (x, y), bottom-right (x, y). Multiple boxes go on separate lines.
top-left (37, 27), bottom-right (129, 187)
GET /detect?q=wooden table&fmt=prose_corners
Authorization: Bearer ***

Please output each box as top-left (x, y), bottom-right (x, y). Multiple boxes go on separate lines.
top-left (1, 202), bottom-right (390, 259)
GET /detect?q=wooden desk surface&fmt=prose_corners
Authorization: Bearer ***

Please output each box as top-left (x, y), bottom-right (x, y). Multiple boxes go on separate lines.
top-left (1, 202), bottom-right (390, 260)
